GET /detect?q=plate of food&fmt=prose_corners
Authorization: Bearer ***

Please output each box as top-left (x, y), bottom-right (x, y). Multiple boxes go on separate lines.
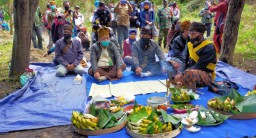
top-left (195, 107), bottom-right (229, 126)
top-left (171, 104), bottom-right (199, 113)
top-left (126, 103), bottom-right (182, 138)
top-left (71, 101), bottom-right (127, 135)
top-left (208, 89), bottom-right (256, 119)
top-left (170, 87), bottom-right (197, 104)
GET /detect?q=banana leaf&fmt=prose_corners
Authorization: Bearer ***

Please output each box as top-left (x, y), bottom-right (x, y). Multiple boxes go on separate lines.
top-left (160, 109), bottom-right (180, 125)
top-left (217, 89), bottom-right (242, 101)
top-left (236, 95), bottom-right (256, 113)
top-left (89, 104), bottom-right (97, 116)
top-left (128, 107), bottom-right (148, 123)
top-left (147, 109), bottom-right (157, 121)
top-left (146, 122), bottom-right (155, 134)
top-left (98, 109), bottom-right (111, 129)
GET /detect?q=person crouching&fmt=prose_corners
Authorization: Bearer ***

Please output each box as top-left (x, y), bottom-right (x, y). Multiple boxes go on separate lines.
top-left (89, 27), bottom-right (123, 82)
top-left (55, 24), bottom-right (85, 77)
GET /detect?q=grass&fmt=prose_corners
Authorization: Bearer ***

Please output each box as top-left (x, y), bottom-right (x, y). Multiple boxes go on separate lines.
top-left (0, 34), bottom-right (12, 79)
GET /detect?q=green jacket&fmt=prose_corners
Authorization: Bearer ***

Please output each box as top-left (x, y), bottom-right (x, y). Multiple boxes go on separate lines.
top-left (199, 7), bottom-right (215, 24)
top-left (156, 7), bottom-right (172, 29)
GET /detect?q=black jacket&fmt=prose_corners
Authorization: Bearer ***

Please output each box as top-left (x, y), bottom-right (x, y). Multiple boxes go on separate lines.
top-left (171, 34), bottom-right (189, 63)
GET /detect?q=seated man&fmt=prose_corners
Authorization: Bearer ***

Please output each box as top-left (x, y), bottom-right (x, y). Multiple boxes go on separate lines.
top-left (131, 25), bottom-right (166, 77)
top-left (174, 22), bottom-right (217, 90)
top-left (89, 27), bottom-right (123, 82)
top-left (123, 29), bottom-right (137, 66)
top-left (167, 20), bottom-right (191, 80)
top-left (55, 24), bottom-right (85, 77)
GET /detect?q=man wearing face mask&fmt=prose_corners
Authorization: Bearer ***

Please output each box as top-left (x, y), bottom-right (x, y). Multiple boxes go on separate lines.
top-left (156, 0), bottom-right (172, 49)
top-left (89, 27), bottom-right (123, 82)
top-left (129, 1), bottom-right (140, 30)
top-left (51, 14), bottom-right (71, 44)
top-left (174, 22), bottom-right (217, 90)
top-left (55, 24), bottom-right (85, 77)
top-left (114, 0), bottom-right (133, 55)
top-left (92, 1), bottom-right (111, 43)
top-left (131, 25), bottom-right (166, 77)
top-left (123, 29), bottom-right (137, 66)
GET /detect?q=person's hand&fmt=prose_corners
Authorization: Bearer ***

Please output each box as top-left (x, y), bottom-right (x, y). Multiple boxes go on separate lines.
top-left (135, 67), bottom-right (142, 75)
top-left (148, 22), bottom-right (152, 26)
top-left (169, 60), bottom-right (180, 70)
top-left (94, 72), bottom-right (100, 79)
top-left (206, 10), bottom-right (211, 14)
top-left (174, 73), bottom-right (183, 87)
top-left (70, 64), bottom-right (75, 70)
top-left (117, 69), bottom-right (123, 79)
top-left (43, 53), bottom-right (48, 57)
top-left (66, 64), bottom-right (72, 71)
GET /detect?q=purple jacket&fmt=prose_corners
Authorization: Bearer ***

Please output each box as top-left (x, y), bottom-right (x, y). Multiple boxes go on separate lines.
top-left (55, 38), bottom-right (84, 66)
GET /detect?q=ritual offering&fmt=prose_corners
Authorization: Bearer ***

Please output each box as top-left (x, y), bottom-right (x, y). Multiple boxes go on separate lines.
top-left (245, 89), bottom-right (256, 96)
top-left (171, 104), bottom-right (199, 113)
top-left (196, 107), bottom-right (229, 126)
top-left (170, 87), bottom-right (198, 103)
top-left (71, 99), bottom-right (127, 135)
top-left (208, 89), bottom-right (256, 119)
top-left (126, 102), bottom-right (182, 138)
top-left (147, 96), bottom-right (168, 111)
top-left (181, 111), bottom-right (200, 133)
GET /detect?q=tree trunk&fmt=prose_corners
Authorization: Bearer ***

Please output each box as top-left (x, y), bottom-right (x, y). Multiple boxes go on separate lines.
top-left (9, 0), bottom-right (39, 77)
top-left (219, 0), bottom-right (245, 65)
top-left (8, 0), bottom-right (13, 35)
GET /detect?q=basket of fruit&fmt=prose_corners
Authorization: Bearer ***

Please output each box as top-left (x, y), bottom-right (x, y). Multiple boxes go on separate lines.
top-left (71, 99), bottom-right (127, 135)
top-left (170, 87), bottom-right (198, 103)
top-left (126, 102), bottom-right (182, 138)
top-left (208, 89), bottom-right (256, 119)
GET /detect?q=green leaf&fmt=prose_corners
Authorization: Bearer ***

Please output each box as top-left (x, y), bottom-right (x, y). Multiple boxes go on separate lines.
top-left (98, 109), bottom-right (111, 129)
top-left (146, 122), bottom-right (155, 134)
top-left (109, 110), bottom-right (125, 120)
top-left (160, 109), bottom-right (180, 125)
top-left (147, 109), bottom-right (157, 121)
top-left (134, 100), bottom-right (139, 109)
top-left (89, 104), bottom-right (97, 116)
top-left (236, 95), bottom-right (256, 113)
top-left (128, 107), bottom-right (148, 123)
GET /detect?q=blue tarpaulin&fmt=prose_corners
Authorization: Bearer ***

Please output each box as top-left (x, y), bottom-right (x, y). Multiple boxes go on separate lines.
top-left (0, 62), bottom-right (256, 137)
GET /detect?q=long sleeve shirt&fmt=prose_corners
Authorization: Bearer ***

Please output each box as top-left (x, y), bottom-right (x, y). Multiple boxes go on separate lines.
top-left (209, 1), bottom-right (228, 23)
top-left (55, 38), bottom-right (84, 67)
top-left (114, 3), bottom-right (133, 26)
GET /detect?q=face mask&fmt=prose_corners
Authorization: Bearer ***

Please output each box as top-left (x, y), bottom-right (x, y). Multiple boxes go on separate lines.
top-left (144, 5), bottom-right (149, 10)
top-left (51, 5), bottom-right (56, 11)
top-left (101, 40), bottom-right (110, 47)
top-left (110, 8), bottom-right (114, 12)
top-left (64, 34), bottom-right (71, 40)
top-left (129, 35), bottom-right (136, 40)
top-left (140, 38), bottom-right (150, 49)
top-left (190, 35), bottom-right (201, 44)
top-left (64, 6), bottom-right (70, 10)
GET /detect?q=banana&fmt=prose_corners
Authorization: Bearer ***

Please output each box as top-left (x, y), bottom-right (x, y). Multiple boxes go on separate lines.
top-left (85, 118), bottom-right (97, 127)
top-left (72, 111), bottom-right (80, 121)
top-left (142, 119), bottom-right (152, 124)
top-left (111, 106), bottom-right (120, 113)
top-left (153, 116), bottom-right (159, 122)
top-left (87, 126), bottom-right (95, 131)
top-left (140, 123), bottom-right (148, 128)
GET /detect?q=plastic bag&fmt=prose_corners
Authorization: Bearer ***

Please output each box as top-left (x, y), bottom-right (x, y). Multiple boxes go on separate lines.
top-left (19, 68), bottom-right (35, 86)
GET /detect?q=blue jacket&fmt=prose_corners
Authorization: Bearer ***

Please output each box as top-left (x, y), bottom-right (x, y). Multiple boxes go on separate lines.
top-left (140, 9), bottom-right (155, 27)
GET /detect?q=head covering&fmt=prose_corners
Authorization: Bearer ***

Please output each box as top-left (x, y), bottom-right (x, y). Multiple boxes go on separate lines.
top-left (143, 0), bottom-right (150, 5)
top-left (50, 1), bottom-right (56, 5)
top-left (97, 27), bottom-right (110, 38)
top-left (121, 0), bottom-right (127, 4)
top-left (129, 29), bottom-right (137, 35)
top-left (99, 1), bottom-right (105, 7)
top-left (63, 24), bottom-right (72, 34)
top-left (140, 25), bottom-right (151, 35)
top-left (94, 0), bottom-right (100, 7)
top-left (75, 6), bottom-right (80, 9)
top-left (80, 26), bottom-right (87, 32)
top-left (189, 22), bottom-right (207, 33)
top-left (130, 1), bottom-right (135, 5)
top-left (180, 20), bottom-right (191, 31)
top-left (57, 13), bottom-right (65, 19)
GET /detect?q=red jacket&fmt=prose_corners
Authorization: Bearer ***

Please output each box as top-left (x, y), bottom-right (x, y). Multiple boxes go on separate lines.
top-left (123, 39), bottom-right (132, 58)
top-left (209, 1), bottom-right (228, 23)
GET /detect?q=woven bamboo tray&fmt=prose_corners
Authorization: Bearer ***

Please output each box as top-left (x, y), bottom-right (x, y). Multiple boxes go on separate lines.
top-left (126, 126), bottom-right (181, 138)
top-left (72, 119), bottom-right (127, 136)
top-left (208, 98), bottom-right (256, 120)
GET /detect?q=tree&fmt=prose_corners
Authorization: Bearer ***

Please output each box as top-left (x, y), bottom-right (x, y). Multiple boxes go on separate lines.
top-left (219, 0), bottom-right (245, 65)
top-left (9, 0), bottom-right (39, 77)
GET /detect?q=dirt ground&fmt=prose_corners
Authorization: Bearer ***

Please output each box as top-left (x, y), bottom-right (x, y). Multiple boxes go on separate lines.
top-left (0, 29), bottom-right (256, 138)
